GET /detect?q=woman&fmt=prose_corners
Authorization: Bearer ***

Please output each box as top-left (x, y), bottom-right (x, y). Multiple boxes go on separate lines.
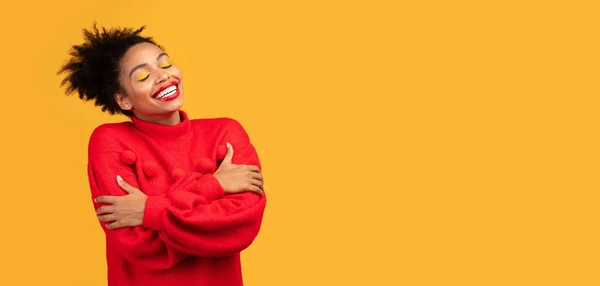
top-left (58, 23), bottom-right (267, 286)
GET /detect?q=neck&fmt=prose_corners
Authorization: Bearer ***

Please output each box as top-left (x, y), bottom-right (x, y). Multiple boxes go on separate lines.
top-left (133, 111), bottom-right (181, 126)
top-left (130, 109), bottom-right (190, 139)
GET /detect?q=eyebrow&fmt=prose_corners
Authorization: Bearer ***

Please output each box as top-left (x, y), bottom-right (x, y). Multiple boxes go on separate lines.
top-left (128, 53), bottom-right (170, 77)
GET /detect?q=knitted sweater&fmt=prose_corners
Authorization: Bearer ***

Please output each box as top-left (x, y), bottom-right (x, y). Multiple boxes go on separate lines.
top-left (86, 110), bottom-right (266, 286)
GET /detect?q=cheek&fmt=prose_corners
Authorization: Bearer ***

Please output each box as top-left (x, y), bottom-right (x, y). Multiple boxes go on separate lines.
top-left (128, 83), bottom-right (153, 103)
top-left (138, 82), bottom-right (154, 95)
top-left (172, 67), bottom-right (183, 79)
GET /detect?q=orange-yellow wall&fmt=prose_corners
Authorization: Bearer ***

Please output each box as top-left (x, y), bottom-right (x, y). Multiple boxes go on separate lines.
top-left (0, 1), bottom-right (598, 285)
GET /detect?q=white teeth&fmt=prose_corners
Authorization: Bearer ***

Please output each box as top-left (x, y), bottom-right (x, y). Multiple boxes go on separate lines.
top-left (155, 85), bottom-right (177, 99)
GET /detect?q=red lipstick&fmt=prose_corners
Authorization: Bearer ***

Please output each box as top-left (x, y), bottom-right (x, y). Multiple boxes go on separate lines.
top-left (152, 81), bottom-right (178, 98)
top-left (152, 81), bottom-right (180, 101)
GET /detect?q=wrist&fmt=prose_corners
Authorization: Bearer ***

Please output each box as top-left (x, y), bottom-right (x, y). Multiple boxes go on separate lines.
top-left (142, 195), bottom-right (169, 231)
top-left (197, 173), bottom-right (225, 201)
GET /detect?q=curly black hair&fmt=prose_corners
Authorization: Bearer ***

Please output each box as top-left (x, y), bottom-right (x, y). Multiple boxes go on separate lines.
top-left (58, 22), bottom-right (164, 116)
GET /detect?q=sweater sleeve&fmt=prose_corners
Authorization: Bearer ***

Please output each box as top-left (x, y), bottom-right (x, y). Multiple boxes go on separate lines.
top-left (88, 151), bottom-right (189, 270)
top-left (142, 119), bottom-right (267, 257)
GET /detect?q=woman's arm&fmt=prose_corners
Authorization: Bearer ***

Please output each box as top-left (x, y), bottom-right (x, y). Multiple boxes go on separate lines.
top-left (88, 153), bottom-right (188, 270)
top-left (141, 119), bottom-right (267, 257)
top-left (91, 119), bottom-right (267, 258)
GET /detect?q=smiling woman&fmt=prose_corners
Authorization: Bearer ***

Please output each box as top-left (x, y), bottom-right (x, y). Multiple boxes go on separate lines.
top-left (57, 23), bottom-right (267, 286)
top-left (113, 44), bottom-right (185, 124)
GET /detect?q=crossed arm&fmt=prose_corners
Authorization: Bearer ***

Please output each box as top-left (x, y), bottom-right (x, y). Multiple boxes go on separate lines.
top-left (87, 120), bottom-right (267, 270)
top-left (95, 142), bottom-right (263, 229)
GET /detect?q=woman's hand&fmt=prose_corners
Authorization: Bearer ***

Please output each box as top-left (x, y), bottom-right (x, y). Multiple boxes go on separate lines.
top-left (213, 142), bottom-right (264, 195)
top-left (95, 176), bottom-right (148, 229)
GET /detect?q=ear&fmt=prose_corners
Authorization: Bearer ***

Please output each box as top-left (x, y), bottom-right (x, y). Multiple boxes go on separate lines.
top-left (114, 92), bottom-right (132, 111)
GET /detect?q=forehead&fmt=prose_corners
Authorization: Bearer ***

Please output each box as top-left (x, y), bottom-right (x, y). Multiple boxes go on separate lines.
top-left (120, 42), bottom-right (165, 68)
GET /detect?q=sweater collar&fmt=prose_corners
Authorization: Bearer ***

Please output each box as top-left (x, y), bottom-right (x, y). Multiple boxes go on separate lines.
top-left (130, 110), bottom-right (191, 139)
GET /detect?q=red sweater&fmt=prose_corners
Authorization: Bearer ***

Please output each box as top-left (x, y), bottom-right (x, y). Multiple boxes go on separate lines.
top-left (87, 110), bottom-right (266, 286)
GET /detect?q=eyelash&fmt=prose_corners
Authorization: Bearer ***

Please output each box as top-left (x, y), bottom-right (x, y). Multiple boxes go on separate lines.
top-left (137, 73), bottom-right (150, 82)
top-left (137, 63), bottom-right (172, 82)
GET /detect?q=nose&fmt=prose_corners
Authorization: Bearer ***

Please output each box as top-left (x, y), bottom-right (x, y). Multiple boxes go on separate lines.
top-left (156, 70), bottom-right (170, 84)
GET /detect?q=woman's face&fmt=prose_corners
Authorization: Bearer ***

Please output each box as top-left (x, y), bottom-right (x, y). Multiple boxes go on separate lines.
top-left (115, 42), bottom-right (184, 120)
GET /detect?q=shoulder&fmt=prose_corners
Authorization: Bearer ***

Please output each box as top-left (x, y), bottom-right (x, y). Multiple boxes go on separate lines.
top-left (88, 122), bottom-right (133, 155)
top-left (190, 117), bottom-right (247, 133)
top-left (89, 122), bottom-right (133, 142)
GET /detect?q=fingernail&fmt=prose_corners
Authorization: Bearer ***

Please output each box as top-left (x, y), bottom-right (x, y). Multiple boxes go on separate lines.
top-left (94, 198), bottom-right (97, 203)
top-left (116, 175), bottom-right (122, 182)
top-left (226, 142), bottom-right (232, 149)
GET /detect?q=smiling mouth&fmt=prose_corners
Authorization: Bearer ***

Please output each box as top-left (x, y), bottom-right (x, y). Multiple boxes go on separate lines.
top-left (153, 82), bottom-right (179, 100)
top-left (155, 85), bottom-right (178, 99)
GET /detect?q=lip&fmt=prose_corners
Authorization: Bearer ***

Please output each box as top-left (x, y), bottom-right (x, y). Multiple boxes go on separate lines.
top-left (152, 81), bottom-right (179, 98)
top-left (155, 88), bottom-right (180, 101)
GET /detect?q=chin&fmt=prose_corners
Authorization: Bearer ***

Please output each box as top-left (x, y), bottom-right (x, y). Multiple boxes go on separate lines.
top-left (167, 102), bottom-right (184, 115)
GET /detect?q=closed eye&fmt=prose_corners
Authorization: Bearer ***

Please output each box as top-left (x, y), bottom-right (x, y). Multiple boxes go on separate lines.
top-left (136, 71), bottom-right (151, 82)
top-left (160, 61), bottom-right (172, 69)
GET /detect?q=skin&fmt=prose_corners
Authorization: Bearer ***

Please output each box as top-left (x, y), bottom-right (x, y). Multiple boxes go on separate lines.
top-left (95, 43), bottom-right (264, 230)
top-left (114, 42), bottom-right (184, 126)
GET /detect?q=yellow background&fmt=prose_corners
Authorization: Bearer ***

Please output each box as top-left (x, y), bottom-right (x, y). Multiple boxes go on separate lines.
top-left (0, 0), bottom-right (598, 285)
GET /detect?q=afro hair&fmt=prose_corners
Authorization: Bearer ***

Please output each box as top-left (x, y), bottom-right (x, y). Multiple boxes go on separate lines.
top-left (58, 22), bottom-right (163, 116)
